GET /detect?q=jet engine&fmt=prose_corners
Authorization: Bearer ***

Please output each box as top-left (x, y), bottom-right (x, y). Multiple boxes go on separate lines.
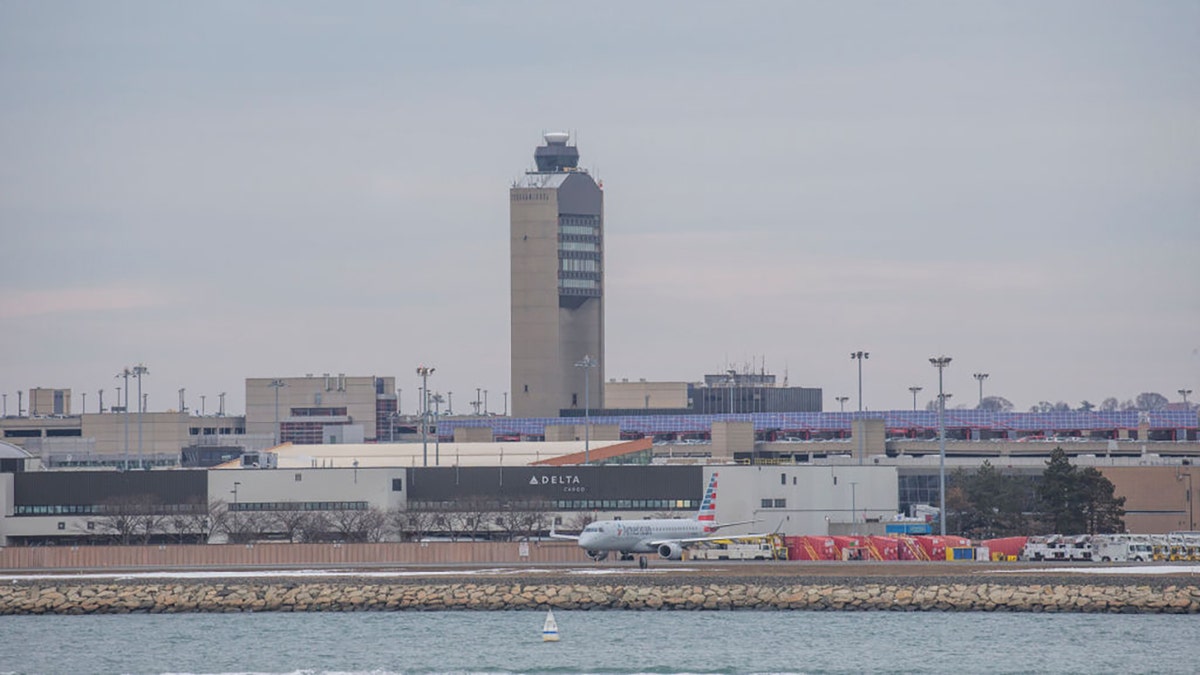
top-left (656, 542), bottom-right (684, 560)
top-left (586, 550), bottom-right (609, 561)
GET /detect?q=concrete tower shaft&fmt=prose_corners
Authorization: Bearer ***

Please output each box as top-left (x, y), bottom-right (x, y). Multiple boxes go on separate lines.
top-left (510, 133), bottom-right (604, 418)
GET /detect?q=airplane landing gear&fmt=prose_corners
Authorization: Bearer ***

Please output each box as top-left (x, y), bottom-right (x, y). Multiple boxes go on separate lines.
top-left (638, 556), bottom-right (648, 569)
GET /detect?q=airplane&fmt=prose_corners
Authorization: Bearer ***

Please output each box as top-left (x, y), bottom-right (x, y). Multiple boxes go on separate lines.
top-left (550, 471), bottom-right (764, 563)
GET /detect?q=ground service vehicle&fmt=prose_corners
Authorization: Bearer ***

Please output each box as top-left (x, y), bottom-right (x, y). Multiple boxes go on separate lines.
top-left (690, 541), bottom-right (777, 561)
top-left (1093, 536), bottom-right (1154, 562)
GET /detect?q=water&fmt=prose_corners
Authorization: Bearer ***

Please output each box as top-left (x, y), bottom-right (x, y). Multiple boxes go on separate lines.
top-left (0, 610), bottom-right (1196, 674)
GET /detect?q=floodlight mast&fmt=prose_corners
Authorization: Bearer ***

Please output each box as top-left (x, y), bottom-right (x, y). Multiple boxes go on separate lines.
top-left (930, 356), bottom-right (952, 536)
top-left (575, 355), bottom-right (598, 464)
top-left (416, 366), bottom-right (435, 466)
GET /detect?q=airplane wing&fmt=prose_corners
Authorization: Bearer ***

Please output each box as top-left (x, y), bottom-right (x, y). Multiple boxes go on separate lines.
top-left (547, 527), bottom-right (579, 541)
top-left (705, 519), bottom-right (758, 531)
top-left (648, 532), bottom-right (772, 547)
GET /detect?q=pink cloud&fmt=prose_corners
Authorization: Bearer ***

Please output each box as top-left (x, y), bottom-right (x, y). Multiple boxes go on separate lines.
top-left (0, 287), bottom-right (166, 319)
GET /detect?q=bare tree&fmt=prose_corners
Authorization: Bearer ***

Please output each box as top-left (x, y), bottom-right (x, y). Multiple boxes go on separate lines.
top-left (567, 512), bottom-right (596, 533)
top-left (977, 396), bottom-right (1014, 413)
top-left (1135, 392), bottom-right (1169, 411)
top-left (169, 498), bottom-right (227, 544)
top-left (496, 499), bottom-right (552, 540)
top-left (270, 509), bottom-right (314, 543)
top-left (221, 509), bottom-right (270, 544)
top-left (391, 507), bottom-right (437, 541)
top-left (300, 511), bottom-right (333, 542)
top-left (360, 508), bottom-right (389, 542)
top-left (326, 507), bottom-right (389, 542)
top-left (448, 497), bottom-right (496, 541)
top-left (97, 494), bottom-right (168, 545)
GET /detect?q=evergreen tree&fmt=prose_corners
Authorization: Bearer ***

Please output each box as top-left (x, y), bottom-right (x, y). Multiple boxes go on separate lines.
top-left (1036, 447), bottom-right (1126, 534)
top-left (946, 460), bottom-right (1034, 538)
top-left (1078, 467), bottom-right (1126, 534)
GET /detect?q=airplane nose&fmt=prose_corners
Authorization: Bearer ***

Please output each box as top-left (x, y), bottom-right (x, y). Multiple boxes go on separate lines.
top-left (578, 533), bottom-right (596, 548)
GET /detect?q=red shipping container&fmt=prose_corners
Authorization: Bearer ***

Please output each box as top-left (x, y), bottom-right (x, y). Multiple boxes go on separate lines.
top-left (785, 535), bottom-right (838, 560)
top-left (867, 536), bottom-right (899, 561)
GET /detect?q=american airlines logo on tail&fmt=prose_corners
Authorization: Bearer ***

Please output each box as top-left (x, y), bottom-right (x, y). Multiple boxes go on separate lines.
top-left (698, 472), bottom-right (718, 526)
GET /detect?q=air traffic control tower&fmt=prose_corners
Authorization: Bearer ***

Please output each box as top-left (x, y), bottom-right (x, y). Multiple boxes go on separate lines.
top-left (510, 132), bottom-right (604, 418)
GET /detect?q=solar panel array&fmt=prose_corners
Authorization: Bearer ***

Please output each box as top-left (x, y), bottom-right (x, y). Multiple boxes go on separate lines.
top-left (437, 410), bottom-right (1198, 439)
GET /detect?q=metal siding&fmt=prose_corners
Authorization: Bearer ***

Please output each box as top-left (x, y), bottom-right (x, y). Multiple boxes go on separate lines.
top-left (406, 465), bottom-right (701, 501)
top-left (14, 470), bottom-right (208, 506)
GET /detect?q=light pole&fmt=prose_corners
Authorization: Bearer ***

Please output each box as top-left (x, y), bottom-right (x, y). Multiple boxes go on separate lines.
top-left (218, 392), bottom-right (226, 416)
top-left (973, 373), bottom-right (989, 408)
top-left (432, 392), bottom-right (444, 465)
top-left (81, 391), bottom-right (86, 415)
top-left (930, 356), bottom-right (952, 536)
top-left (483, 389), bottom-right (489, 416)
top-left (475, 387), bottom-right (482, 415)
top-left (231, 481), bottom-right (240, 505)
top-left (850, 481), bottom-right (858, 533)
top-left (132, 363), bottom-right (149, 470)
top-left (116, 367), bottom-right (132, 459)
top-left (909, 386), bottom-right (923, 411)
top-left (503, 391), bottom-right (508, 416)
top-left (727, 369), bottom-right (737, 414)
top-left (200, 394), bottom-right (206, 416)
top-left (1181, 389), bottom-right (1193, 409)
top-left (1, 393), bottom-right (5, 417)
top-left (268, 379), bottom-right (286, 445)
top-left (1178, 471), bottom-right (1193, 531)
top-left (575, 355), bottom-right (598, 464)
top-left (835, 396), bottom-right (849, 412)
top-left (447, 391), bottom-right (453, 416)
top-left (417, 366), bottom-right (435, 466)
top-left (850, 351), bottom-right (869, 411)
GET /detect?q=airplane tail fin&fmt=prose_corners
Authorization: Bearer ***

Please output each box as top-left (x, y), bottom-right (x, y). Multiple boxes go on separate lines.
top-left (697, 471), bottom-right (719, 525)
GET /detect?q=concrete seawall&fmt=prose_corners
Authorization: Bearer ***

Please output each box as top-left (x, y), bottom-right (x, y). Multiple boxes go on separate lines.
top-left (2, 578), bottom-right (1197, 614)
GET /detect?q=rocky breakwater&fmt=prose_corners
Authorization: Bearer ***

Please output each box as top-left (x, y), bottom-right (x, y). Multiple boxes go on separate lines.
top-left (1, 576), bottom-right (1197, 615)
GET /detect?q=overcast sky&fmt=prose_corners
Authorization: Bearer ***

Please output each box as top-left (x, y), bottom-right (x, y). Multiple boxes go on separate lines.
top-left (1, 2), bottom-right (1197, 416)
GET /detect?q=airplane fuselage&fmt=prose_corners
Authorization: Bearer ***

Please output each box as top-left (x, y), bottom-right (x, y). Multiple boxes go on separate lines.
top-left (578, 518), bottom-right (709, 553)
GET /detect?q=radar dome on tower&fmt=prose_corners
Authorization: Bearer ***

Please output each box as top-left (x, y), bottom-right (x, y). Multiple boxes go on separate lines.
top-left (534, 131), bottom-right (580, 172)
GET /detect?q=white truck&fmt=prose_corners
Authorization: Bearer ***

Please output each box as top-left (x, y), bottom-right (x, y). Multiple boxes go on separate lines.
top-left (690, 542), bottom-right (776, 561)
top-left (1092, 536), bottom-right (1154, 562)
top-left (1021, 535), bottom-right (1093, 561)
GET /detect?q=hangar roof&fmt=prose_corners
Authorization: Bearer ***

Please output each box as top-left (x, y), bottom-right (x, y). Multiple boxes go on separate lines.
top-left (221, 439), bottom-right (645, 469)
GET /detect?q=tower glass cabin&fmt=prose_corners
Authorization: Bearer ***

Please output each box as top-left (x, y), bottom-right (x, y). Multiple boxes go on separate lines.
top-left (510, 132), bottom-right (604, 418)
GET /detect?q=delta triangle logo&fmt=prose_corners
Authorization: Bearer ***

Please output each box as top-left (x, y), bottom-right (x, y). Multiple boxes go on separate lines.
top-left (529, 476), bottom-right (539, 485)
